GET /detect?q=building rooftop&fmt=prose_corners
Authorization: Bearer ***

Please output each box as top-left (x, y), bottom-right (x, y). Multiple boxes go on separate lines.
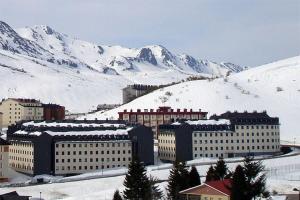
top-left (14, 129), bottom-right (132, 137)
top-left (210, 111), bottom-right (279, 125)
top-left (180, 179), bottom-right (232, 196)
top-left (205, 179), bottom-right (232, 195)
top-left (173, 119), bottom-right (231, 126)
top-left (9, 98), bottom-right (41, 104)
top-left (0, 138), bottom-right (10, 145)
top-left (0, 191), bottom-right (31, 200)
top-left (22, 121), bottom-right (127, 129)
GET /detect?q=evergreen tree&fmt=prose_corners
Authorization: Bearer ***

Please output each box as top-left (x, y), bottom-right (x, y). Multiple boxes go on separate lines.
top-left (149, 175), bottom-right (163, 200)
top-left (167, 161), bottom-right (190, 200)
top-left (205, 165), bottom-right (218, 182)
top-left (188, 165), bottom-right (201, 187)
top-left (123, 157), bottom-right (151, 200)
top-left (112, 190), bottom-right (123, 200)
top-left (243, 156), bottom-right (267, 199)
top-left (214, 157), bottom-right (228, 180)
top-left (230, 165), bottom-right (248, 200)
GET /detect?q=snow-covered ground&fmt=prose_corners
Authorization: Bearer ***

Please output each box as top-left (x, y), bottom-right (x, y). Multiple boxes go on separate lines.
top-left (1, 152), bottom-right (300, 200)
top-left (84, 56), bottom-right (300, 143)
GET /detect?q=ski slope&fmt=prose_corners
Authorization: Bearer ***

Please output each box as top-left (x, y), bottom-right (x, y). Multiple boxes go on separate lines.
top-left (85, 56), bottom-right (300, 143)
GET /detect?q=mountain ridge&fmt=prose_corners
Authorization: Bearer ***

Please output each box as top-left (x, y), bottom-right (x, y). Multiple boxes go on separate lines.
top-left (0, 21), bottom-right (245, 112)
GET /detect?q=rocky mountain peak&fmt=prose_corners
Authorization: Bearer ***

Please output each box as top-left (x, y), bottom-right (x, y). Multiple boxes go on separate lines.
top-left (137, 48), bottom-right (158, 65)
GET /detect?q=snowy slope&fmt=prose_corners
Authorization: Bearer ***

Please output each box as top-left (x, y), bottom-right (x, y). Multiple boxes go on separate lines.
top-left (0, 21), bottom-right (245, 112)
top-left (84, 56), bottom-right (300, 142)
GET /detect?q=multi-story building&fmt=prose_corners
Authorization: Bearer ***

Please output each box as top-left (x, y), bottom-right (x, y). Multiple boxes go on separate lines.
top-left (0, 138), bottom-right (10, 182)
top-left (119, 106), bottom-right (208, 137)
top-left (158, 111), bottom-right (280, 162)
top-left (0, 98), bottom-right (43, 127)
top-left (7, 120), bottom-right (153, 176)
top-left (43, 104), bottom-right (65, 120)
top-left (0, 112), bottom-right (3, 129)
top-left (122, 84), bottom-right (159, 104)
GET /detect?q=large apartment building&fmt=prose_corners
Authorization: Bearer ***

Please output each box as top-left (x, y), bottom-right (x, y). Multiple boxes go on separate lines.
top-left (118, 106), bottom-right (208, 137)
top-left (122, 84), bottom-right (159, 104)
top-left (0, 98), bottom-right (43, 127)
top-left (7, 120), bottom-right (153, 176)
top-left (158, 111), bottom-right (280, 162)
top-left (0, 138), bottom-right (10, 182)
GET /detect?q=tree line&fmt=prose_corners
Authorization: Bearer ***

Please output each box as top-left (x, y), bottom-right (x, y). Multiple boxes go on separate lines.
top-left (112, 156), bottom-right (269, 200)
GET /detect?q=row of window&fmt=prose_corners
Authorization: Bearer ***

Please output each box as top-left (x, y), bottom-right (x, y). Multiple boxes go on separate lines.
top-left (193, 131), bottom-right (279, 137)
top-left (56, 149), bottom-right (131, 156)
top-left (11, 142), bottom-right (32, 147)
top-left (9, 156), bottom-right (33, 162)
top-left (56, 142), bottom-right (131, 148)
top-left (10, 163), bottom-right (33, 170)
top-left (193, 138), bottom-right (279, 144)
top-left (236, 125), bottom-right (279, 130)
top-left (194, 145), bottom-right (279, 151)
top-left (10, 149), bottom-right (33, 155)
top-left (158, 152), bottom-right (175, 158)
top-left (56, 157), bottom-right (131, 163)
top-left (56, 164), bottom-right (127, 171)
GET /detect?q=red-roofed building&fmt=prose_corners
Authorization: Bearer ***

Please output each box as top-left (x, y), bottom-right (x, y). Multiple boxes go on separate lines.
top-left (118, 106), bottom-right (207, 137)
top-left (179, 179), bottom-right (232, 200)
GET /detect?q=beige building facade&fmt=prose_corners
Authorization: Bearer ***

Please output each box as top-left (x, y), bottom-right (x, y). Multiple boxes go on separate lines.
top-left (54, 140), bottom-right (132, 175)
top-left (7, 120), bottom-right (154, 176)
top-left (0, 138), bottom-right (10, 181)
top-left (0, 112), bottom-right (3, 129)
top-left (0, 98), bottom-right (43, 127)
top-left (158, 111), bottom-right (281, 162)
top-left (9, 141), bottom-right (34, 174)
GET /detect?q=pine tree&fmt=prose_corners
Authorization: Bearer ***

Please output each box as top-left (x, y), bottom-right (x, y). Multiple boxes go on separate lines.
top-left (123, 157), bottom-right (151, 200)
top-left (149, 175), bottom-right (163, 200)
top-left (230, 165), bottom-right (248, 200)
top-left (214, 157), bottom-right (228, 180)
top-left (243, 156), bottom-right (267, 199)
top-left (188, 165), bottom-right (201, 187)
top-left (167, 161), bottom-right (190, 200)
top-left (205, 165), bottom-right (218, 182)
top-left (112, 190), bottom-right (123, 200)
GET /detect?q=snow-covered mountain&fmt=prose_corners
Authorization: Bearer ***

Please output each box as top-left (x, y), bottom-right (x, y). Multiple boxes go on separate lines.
top-left (84, 56), bottom-right (300, 142)
top-left (0, 21), bottom-right (245, 112)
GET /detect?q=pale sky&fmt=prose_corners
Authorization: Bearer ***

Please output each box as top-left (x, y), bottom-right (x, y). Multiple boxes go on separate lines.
top-left (0, 0), bottom-right (299, 67)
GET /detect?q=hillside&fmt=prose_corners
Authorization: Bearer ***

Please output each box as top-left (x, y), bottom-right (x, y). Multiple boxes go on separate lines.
top-left (84, 56), bottom-right (300, 142)
top-left (0, 21), bottom-right (244, 112)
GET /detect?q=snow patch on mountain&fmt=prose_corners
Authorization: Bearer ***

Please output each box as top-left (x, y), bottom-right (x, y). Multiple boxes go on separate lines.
top-left (84, 56), bottom-right (300, 142)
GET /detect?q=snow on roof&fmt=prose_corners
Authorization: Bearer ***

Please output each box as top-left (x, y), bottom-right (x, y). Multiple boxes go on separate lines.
top-left (173, 119), bottom-right (230, 126)
top-left (23, 121), bottom-right (126, 128)
top-left (45, 129), bottom-right (131, 136)
top-left (15, 130), bottom-right (42, 136)
top-left (14, 128), bottom-right (132, 137)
